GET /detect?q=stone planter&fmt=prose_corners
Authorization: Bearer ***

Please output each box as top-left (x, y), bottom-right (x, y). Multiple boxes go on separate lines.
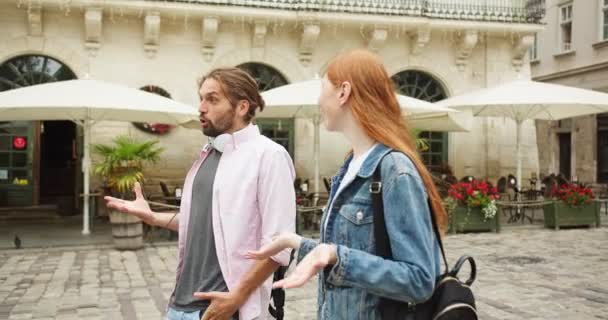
top-left (449, 206), bottom-right (500, 233)
top-left (109, 210), bottom-right (143, 250)
top-left (543, 201), bottom-right (600, 230)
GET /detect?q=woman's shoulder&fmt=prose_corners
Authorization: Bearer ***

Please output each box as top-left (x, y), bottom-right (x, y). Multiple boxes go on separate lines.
top-left (380, 150), bottom-right (423, 181)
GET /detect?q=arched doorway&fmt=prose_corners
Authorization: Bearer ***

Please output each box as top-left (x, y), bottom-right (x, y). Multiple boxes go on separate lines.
top-left (391, 70), bottom-right (449, 173)
top-left (0, 55), bottom-right (77, 212)
top-left (237, 63), bottom-right (294, 157)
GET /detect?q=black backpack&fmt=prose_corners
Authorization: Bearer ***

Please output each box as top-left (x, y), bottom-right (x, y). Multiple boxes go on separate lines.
top-left (371, 164), bottom-right (478, 320)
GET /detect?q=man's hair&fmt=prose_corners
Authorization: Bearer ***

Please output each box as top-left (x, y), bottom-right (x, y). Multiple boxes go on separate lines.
top-left (200, 67), bottom-right (265, 122)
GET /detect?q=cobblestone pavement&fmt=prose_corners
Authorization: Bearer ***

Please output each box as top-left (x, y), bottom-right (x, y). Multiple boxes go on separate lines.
top-left (0, 226), bottom-right (606, 320)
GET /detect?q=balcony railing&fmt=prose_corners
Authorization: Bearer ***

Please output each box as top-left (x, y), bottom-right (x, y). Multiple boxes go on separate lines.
top-left (160, 0), bottom-right (545, 23)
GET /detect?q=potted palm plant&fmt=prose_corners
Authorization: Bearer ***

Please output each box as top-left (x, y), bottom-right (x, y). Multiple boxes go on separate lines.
top-left (411, 128), bottom-right (429, 152)
top-left (93, 135), bottom-right (164, 250)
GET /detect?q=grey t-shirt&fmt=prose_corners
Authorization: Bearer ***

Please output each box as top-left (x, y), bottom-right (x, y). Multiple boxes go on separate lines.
top-left (170, 149), bottom-right (228, 313)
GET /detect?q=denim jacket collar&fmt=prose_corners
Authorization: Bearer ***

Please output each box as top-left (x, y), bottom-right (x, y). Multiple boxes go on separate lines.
top-left (357, 143), bottom-right (392, 178)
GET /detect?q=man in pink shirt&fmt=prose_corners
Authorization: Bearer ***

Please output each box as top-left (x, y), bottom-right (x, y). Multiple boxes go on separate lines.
top-left (105, 68), bottom-right (296, 320)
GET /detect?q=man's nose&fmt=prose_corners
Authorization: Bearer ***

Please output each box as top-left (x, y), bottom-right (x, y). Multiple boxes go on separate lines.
top-left (199, 101), bottom-right (207, 114)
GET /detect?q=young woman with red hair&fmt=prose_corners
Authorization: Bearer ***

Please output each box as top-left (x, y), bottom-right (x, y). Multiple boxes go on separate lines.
top-left (247, 49), bottom-right (447, 320)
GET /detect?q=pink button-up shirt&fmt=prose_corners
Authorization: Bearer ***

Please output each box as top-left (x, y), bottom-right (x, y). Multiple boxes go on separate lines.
top-left (176, 124), bottom-right (296, 320)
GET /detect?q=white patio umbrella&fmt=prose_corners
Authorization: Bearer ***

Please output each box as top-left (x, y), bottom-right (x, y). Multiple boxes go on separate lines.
top-left (437, 79), bottom-right (608, 192)
top-left (0, 79), bottom-right (198, 235)
top-left (260, 79), bottom-right (469, 129)
top-left (259, 79), bottom-right (470, 199)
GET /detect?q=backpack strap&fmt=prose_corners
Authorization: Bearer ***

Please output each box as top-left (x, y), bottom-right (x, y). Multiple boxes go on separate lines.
top-left (371, 162), bottom-right (449, 274)
top-left (268, 250), bottom-right (294, 319)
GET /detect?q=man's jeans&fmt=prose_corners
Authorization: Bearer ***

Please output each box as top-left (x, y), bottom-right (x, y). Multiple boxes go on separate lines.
top-left (165, 307), bottom-right (202, 320)
top-left (165, 307), bottom-right (240, 320)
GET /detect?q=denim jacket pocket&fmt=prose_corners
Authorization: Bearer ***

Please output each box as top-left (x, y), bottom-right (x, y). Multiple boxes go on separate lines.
top-left (338, 203), bottom-right (373, 225)
top-left (337, 203), bottom-right (374, 252)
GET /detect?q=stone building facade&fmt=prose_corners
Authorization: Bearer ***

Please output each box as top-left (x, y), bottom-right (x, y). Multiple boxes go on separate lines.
top-left (0, 0), bottom-right (544, 215)
top-left (532, 0), bottom-right (608, 184)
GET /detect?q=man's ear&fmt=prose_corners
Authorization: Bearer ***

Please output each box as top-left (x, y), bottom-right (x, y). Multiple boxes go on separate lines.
top-left (237, 100), bottom-right (250, 117)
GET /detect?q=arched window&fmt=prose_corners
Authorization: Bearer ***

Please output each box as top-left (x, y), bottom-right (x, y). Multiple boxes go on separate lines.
top-left (237, 63), bottom-right (293, 157)
top-left (134, 85), bottom-right (174, 135)
top-left (0, 55), bottom-right (76, 92)
top-left (392, 70), bottom-right (449, 173)
top-left (237, 62), bottom-right (288, 92)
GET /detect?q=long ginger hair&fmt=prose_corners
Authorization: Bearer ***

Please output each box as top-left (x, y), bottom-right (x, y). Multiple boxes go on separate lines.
top-left (326, 49), bottom-right (448, 233)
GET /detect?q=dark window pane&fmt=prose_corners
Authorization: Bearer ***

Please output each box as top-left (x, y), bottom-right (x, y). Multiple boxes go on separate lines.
top-left (0, 136), bottom-right (9, 150)
top-left (0, 123), bottom-right (11, 134)
top-left (418, 131), bottom-right (431, 139)
top-left (598, 130), bottom-right (608, 183)
top-left (431, 154), bottom-right (443, 166)
top-left (421, 153), bottom-right (431, 166)
top-left (430, 142), bottom-right (443, 152)
top-left (12, 153), bottom-right (27, 167)
top-left (275, 130), bottom-right (289, 139)
top-left (11, 127), bottom-right (28, 135)
top-left (431, 132), bottom-right (443, 140)
top-left (12, 170), bottom-right (27, 180)
top-left (261, 128), bottom-right (274, 136)
top-left (0, 153), bottom-right (8, 167)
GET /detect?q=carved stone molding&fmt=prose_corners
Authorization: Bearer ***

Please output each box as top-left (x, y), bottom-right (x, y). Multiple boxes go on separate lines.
top-left (300, 22), bottom-right (320, 65)
top-left (512, 34), bottom-right (535, 71)
top-left (456, 30), bottom-right (478, 71)
top-left (144, 12), bottom-right (161, 58)
top-left (367, 27), bottom-right (388, 52)
top-left (84, 8), bottom-right (102, 56)
top-left (27, 4), bottom-right (42, 37)
top-left (252, 21), bottom-right (267, 49)
top-left (201, 17), bottom-right (219, 62)
top-left (410, 27), bottom-right (431, 55)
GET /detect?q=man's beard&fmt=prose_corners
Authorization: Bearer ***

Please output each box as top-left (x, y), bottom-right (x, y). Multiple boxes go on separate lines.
top-left (202, 109), bottom-right (237, 137)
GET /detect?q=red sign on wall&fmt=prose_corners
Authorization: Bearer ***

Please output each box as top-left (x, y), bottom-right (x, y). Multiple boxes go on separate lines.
top-left (13, 137), bottom-right (27, 150)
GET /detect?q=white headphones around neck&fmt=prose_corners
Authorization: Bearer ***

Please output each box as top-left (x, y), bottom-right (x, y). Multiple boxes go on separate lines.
top-left (208, 134), bottom-right (230, 153)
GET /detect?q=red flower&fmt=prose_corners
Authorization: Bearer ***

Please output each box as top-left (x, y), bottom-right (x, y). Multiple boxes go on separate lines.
top-left (466, 188), bottom-right (474, 196)
top-left (449, 179), bottom-right (497, 208)
top-left (554, 183), bottom-right (594, 207)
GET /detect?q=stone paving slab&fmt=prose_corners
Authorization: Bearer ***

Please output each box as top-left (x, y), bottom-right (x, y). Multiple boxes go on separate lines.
top-left (0, 226), bottom-right (606, 319)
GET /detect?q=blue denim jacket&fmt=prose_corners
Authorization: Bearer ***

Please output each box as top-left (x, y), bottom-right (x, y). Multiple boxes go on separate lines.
top-left (297, 144), bottom-right (442, 320)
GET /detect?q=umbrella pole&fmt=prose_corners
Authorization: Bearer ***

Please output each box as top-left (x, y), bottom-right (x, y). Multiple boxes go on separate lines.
top-left (516, 119), bottom-right (523, 214)
top-left (82, 119), bottom-right (91, 235)
top-left (313, 115), bottom-right (320, 206)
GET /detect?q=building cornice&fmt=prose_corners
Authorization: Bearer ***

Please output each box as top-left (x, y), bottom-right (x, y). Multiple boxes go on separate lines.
top-left (4, 0), bottom-right (544, 35)
top-left (533, 61), bottom-right (608, 82)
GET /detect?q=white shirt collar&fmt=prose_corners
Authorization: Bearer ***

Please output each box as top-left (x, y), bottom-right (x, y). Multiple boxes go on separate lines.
top-left (207, 124), bottom-right (258, 153)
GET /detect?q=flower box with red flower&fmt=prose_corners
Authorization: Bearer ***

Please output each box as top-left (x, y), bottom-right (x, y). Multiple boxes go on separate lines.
top-left (446, 180), bottom-right (500, 233)
top-left (543, 184), bottom-right (600, 230)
